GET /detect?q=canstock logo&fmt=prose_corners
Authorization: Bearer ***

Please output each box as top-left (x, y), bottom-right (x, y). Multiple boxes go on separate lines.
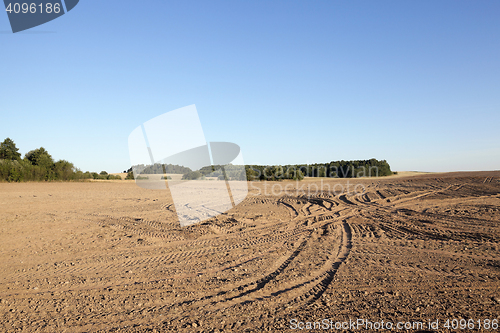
top-left (3, 0), bottom-right (79, 33)
top-left (128, 105), bottom-right (248, 227)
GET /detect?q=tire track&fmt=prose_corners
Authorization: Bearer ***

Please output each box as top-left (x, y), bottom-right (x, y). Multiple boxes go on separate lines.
top-left (212, 231), bottom-right (313, 304)
top-left (305, 221), bottom-right (352, 304)
top-left (5, 226), bottom-right (310, 282)
top-left (338, 194), bottom-right (356, 205)
top-left (207, 221), bottom-right (353, 309)
top-left (48, 232), bottom-right (316, 323)
top-left (277, 199), bottom-right (299, 218)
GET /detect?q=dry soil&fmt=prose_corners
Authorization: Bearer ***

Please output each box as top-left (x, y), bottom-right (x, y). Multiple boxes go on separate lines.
top-left (1, 172), bottom-right (499, 332)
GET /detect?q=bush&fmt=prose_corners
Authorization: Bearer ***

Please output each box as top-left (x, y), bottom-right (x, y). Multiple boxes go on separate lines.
top-left (0, 138), bottom-right (129, 182)
top-left (182, 171), bottom-right (203, 180)
top-left (54, 160), bottom-right (75, 180)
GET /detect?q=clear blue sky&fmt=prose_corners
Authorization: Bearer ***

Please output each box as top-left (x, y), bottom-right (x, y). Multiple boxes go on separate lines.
top-left (1, 0), bottom-right (499, 173)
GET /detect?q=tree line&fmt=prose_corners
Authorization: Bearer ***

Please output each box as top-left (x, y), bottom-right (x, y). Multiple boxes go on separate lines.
top-left (0, 138), bottom-right (121, 182)
top-left (244, 159), bottom-right (393, 181)
top-left (129, 158), bottom-right (393, 182)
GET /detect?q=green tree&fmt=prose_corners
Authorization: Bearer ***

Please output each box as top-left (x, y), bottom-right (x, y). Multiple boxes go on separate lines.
top-left (285, 167), bottom-right (304, 180)
top-left (0, 138), bottom-right (21, 160)
top-left (54, 160), bottom-right (75, 180)
top-left (25, 147), bottom-right (55, 180)
top-left (245, 167), bottom-right (258, 181)
top-left (25, 147), bottom-right (54, 168)
top-left (74, 170), bottom-right (84, 180)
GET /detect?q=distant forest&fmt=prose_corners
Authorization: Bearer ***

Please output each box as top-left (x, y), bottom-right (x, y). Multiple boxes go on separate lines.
top-left (1, 137), bottom-right (394, 183)
top-left (245, 159), bottom-right (394, 181)
top-left (0, 138), bottom-right (121, 182)
top-left (125, 164), bottom-right (191, 175)
top-left (129, 159), bottom-right (394, 181)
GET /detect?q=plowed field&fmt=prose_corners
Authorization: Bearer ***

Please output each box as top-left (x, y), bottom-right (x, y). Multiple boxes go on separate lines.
top-left (1, 172), bottom-right (499, 332)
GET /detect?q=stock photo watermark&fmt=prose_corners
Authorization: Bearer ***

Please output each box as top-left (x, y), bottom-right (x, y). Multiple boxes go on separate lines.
top-left (127, 106), bottom-right (386, 227)
top-left (128, 105), bottom-right (248, 227)
top-left (251, 178), bottom-right (367, 197)
top-left (3, 0), bottom-right (79, 33)
top-left (290, 317), bottom-right (499, 331)
top-left (248, 164), bottom-right (378, 197)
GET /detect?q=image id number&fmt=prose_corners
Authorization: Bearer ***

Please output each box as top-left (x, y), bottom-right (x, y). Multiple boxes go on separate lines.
top-left (6, 3), bottom-right (61, 14)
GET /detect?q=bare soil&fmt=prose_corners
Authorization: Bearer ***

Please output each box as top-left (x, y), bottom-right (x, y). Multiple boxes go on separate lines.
top-left (1, 172), bottom-right (499, 332)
